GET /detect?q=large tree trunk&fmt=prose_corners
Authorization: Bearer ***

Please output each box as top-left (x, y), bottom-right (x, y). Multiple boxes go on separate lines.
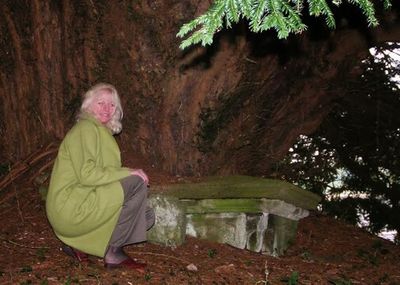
top-left (0, 1), bottom-right (399, 176)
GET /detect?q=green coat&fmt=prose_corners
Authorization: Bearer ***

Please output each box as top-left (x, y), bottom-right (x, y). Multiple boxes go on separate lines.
top-left (46, 115), bottom-right (131, 257)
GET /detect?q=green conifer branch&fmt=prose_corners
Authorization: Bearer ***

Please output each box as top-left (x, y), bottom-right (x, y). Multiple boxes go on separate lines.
top-left (383, 0), bottom-right (391, 9)
top-left (268, 0), bottom-right (291, 38)
top-left (308, 0), bottom-right (336, 28)
top-left (349, 0), bottom-right (379, 26)
top-left (225, 0), bottom-right (240, 27)
top-left (281, 1), bottom-right (307, 32)
top-left (238, 0), bottom-right (253, 18)
top-left (252, 0), bottom-right (269, 32)
top-left (177, 0), bottom-right (392, 49)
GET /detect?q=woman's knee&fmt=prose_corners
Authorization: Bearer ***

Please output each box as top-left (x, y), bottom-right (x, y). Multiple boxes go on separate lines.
top-left (120, 175), bottom-right (147, 200)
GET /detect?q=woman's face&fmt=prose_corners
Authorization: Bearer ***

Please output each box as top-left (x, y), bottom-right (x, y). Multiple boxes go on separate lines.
top-left (89, 90), bottom-right (116, 124)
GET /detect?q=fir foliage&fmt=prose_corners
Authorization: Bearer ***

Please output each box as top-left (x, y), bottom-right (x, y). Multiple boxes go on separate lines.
top-left (277, 43), bottom-right (400, 242)
top-left (177, 0), bottom-right (392, 49)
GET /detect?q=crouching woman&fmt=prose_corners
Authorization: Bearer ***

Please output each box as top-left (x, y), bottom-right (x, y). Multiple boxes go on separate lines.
top-left (46, 83), bottom-right (154, 272)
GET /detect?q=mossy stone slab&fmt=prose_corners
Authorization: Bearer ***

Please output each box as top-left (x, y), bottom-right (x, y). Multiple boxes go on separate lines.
top-left (181, 198), bottom-right (309, 220)
top-left (153, 176), bottom-right (321, 210)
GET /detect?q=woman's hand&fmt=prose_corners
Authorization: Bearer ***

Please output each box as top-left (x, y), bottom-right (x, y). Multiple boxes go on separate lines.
top-left (130, 169), bottom-right (149, 185)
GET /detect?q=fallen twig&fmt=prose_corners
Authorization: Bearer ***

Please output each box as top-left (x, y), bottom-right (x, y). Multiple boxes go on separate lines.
top-left (29, 158), bottom-right (55, 184)
top-left (0, 191), bottom-right (16, 206)
top-left (0, 235), bottom-right (49, 249)
top-left (0, 142), bottom-right (58, 191)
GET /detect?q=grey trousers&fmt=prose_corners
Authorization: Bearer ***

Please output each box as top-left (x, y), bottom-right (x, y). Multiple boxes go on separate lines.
top-left (108, 175), bottom-right (155, 248)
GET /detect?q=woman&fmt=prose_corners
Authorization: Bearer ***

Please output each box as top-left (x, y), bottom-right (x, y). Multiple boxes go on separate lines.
top-left (46, 83), bottom-right (154, 272)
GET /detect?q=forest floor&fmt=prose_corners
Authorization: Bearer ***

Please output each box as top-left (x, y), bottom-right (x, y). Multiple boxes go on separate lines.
top-left (0, 150), bottom-right (400, 285)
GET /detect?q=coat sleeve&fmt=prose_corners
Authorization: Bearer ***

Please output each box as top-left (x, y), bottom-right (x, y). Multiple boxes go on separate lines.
top-left (68, 121), bottom-right (131, 186)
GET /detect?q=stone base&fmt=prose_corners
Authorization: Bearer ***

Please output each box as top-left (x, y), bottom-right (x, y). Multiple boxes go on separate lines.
top-left (186, 212), bottom-right (298, 256)
top-left (146, 176), bottom-right (319, 256)
top-left (147, 194), bottom-right (186, 248)
top-left (148, 194), bottom-right (302, 255)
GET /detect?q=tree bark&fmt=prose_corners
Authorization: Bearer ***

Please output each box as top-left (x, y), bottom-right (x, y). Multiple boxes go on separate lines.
top-left (0, 1), bottom-right (399, 176)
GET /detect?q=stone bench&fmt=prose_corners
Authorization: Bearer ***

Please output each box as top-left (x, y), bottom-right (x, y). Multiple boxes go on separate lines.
top-left (148, 175), bottom-right (320, 256)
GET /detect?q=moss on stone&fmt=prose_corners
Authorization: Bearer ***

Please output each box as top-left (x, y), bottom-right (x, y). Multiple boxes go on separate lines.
top-left (154, 176), bottom-right (321, 210)
top-left (182, 198), bottom-right (262, 213)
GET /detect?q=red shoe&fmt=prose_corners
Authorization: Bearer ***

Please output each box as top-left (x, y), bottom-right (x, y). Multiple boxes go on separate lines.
top-left (61, 244), bottom-right (89, 263)
top-left (104, 257), bottom-right (147, 273)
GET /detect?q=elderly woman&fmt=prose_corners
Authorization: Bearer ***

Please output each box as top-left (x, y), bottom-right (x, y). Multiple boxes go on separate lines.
top-left (46, 83), bottom-right (154, 272)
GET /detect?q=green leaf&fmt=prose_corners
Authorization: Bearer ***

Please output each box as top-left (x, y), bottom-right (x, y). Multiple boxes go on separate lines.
top-left (288, 271), bottom-right (299, 285)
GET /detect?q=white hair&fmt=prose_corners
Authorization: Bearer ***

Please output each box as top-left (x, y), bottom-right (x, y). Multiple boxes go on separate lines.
top-left (77, 83), bottom-right (123, 134)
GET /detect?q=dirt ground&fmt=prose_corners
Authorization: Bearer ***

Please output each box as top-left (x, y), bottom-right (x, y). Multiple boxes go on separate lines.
top-left (1, 155), bottom-right (400, 285)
